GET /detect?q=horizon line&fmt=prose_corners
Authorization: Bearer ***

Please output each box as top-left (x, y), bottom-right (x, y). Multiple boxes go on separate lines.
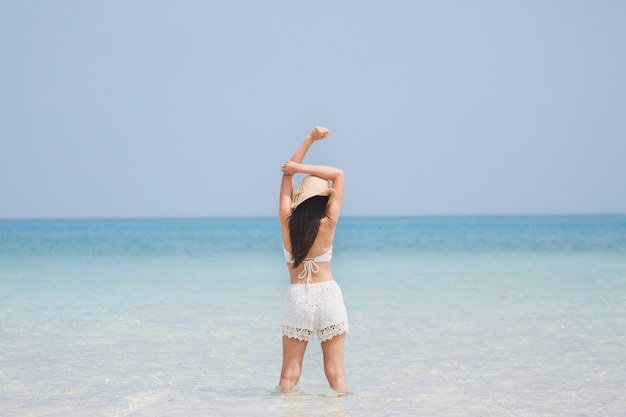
top-left (1, 212), bottom-right (625, 222)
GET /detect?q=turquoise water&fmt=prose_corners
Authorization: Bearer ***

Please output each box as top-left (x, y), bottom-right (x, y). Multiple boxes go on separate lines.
top-left (1, 215), bottom-right (625, 416)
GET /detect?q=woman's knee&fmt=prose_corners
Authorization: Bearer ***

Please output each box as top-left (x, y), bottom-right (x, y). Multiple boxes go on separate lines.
top-left (279, 364), bottom-right (302, 392)
top-left (321, 334), bottom-right (347, 390)
top-left (323, 364), bottom-right (347, 391)
top-left (281, 363), bottom-right (302, 381)
top-left (324, 359), bottom-right (345, 378)
top-left (323, 352), bottom-right (345, 382)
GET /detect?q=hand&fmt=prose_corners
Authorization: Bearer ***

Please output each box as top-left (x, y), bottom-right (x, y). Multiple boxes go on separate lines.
top-left (306, 126), bottom-right (330, 141)
top-left (281, 160), bottom-right (301, 176)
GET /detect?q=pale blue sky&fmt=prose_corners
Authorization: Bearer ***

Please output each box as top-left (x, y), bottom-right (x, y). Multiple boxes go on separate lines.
top-left (1, 1), bottom-right (625, 218)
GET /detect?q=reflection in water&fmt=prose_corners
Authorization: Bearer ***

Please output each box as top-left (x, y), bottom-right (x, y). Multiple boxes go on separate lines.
top-left (272, 387), bottom-right (351, 417)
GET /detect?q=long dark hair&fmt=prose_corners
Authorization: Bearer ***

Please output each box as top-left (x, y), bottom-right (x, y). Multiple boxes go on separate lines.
top-left (288, 195), bottom-right (329, 268)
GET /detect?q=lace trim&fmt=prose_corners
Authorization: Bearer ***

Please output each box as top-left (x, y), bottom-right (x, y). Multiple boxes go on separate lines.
top-left (282, 323), bottom-right (348, 342)
top-left (318, 322), bottom-right (348, 342)
top-left (282, 325), bottom-right (313, 342)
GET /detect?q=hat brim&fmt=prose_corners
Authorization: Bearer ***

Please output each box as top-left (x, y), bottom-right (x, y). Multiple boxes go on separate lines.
top-left (291, 188), bottom-right (335, 209)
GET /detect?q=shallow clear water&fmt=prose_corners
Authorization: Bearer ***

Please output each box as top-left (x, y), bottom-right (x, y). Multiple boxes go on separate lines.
top-left (1, 216), bottom-right (625, 416)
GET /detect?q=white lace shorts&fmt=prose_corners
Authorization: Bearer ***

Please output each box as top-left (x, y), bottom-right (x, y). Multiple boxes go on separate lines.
top-left (281, 281), bottom-right (349, 342)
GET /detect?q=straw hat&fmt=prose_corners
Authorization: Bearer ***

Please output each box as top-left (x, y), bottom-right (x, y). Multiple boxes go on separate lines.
top-left (291, 175), bottom-right (336, 209)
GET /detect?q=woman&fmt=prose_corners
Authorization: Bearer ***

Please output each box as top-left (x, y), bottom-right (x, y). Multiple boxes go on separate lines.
top-left (278, 126), bottom-right (349, 393)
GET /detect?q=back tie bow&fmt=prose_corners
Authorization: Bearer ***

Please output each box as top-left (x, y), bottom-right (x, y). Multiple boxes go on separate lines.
top-left (297, 259), bottom-right (319, 284)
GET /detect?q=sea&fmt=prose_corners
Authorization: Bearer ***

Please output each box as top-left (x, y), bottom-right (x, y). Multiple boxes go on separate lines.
top-left (1, 215), bottom-right (625, 417)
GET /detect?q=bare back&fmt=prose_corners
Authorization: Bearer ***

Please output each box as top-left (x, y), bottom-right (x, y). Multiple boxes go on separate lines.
top-left (281, 216), bottom-right (337, 284)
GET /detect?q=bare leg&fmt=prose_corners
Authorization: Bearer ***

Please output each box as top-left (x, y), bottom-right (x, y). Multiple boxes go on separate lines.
top-left (321, 333), bottom-right (348, 392)
top-left (279, 336), bottom-right (308, 392)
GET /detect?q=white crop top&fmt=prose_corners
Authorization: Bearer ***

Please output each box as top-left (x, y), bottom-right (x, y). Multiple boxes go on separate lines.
top-left (283, 246), bottom-right (333, 263)
top-left (283, 246), bottom-right (333, 284)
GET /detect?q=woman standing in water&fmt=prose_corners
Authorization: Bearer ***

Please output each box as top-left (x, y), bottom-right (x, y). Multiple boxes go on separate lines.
top-left (278, 126), bottom-right (349, 393)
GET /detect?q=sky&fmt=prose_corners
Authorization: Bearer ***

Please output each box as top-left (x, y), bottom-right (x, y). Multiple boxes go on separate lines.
top-left (1, 1), bottom-right (625, 219)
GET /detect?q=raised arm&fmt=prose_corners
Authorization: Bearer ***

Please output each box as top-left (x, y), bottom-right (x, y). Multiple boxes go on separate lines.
top-left (279, 127), bottom-right (330, 223)
top-left (282, 162), bottom-right (345, 222)
top-left (289, 126), bottom-right (329, 163)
